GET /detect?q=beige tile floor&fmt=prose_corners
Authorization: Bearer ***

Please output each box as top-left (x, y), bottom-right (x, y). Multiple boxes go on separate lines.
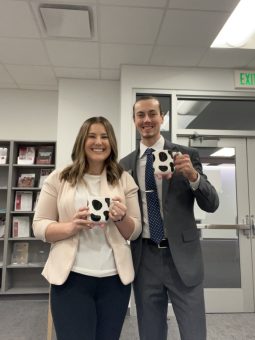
top-left (0, 299), bottom-right (255, 340)
top-left (121, 313), bottom-right (255, 340)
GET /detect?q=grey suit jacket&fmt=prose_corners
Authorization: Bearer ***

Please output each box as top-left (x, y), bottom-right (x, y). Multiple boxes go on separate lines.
top-left (120, 139), bottom-right (219, 287)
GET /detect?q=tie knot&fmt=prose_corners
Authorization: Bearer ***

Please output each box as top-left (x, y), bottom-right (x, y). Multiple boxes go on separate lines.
top-left (145, 148), bottom-right (154, 156)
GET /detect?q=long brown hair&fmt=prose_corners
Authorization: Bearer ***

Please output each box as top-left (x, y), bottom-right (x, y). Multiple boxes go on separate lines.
top-left (60, 116), bottom-right (123, 186)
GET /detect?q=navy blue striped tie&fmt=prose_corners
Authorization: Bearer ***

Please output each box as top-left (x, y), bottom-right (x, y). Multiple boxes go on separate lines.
top-left (145, 148), bottom-right (164, 244)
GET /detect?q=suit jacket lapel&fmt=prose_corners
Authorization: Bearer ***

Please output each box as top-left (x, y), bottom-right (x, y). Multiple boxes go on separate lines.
top-left (131, 148), bottom-right (140, 185)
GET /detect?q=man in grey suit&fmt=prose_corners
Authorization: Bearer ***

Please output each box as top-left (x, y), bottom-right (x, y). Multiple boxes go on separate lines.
top-left (120, 96), bottom-right (219, 340)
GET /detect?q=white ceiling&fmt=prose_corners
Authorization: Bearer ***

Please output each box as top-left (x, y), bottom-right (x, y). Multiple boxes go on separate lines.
top-left (1, 0), bottom-right (255, 91)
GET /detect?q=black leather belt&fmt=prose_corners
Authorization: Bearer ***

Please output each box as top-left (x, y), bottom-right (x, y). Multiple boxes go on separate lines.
top-left (143, 238), bottom-right (169, 249)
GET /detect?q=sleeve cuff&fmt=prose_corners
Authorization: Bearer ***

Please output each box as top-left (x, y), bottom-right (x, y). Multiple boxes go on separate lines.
top-left (189, 173), bottom-right (200, 191)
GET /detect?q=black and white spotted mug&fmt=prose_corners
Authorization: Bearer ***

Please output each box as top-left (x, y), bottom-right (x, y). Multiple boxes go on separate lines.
top-left (87, 196), bottom-right (111, 223)
top-left (152, 150), bottom-right (181, 175)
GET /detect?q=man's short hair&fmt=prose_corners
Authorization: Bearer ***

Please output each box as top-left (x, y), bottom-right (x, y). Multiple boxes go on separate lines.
top-left (133, 96), bottom-right (164, 117)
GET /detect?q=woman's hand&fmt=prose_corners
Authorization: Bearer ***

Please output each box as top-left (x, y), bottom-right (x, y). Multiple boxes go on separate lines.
top-left (71, 206), bottom-right (93, 232)
top-left (109, 196), bottom-right (127, 222)
top-left (45, 206), bottom-right (95, 242)
top-left (108, 195), bottom-right (135, 240)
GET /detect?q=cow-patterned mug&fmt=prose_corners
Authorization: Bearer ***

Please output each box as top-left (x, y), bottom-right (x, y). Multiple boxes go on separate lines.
top-left (87, 196), bottom-right (112, 223)
top-left (152, 150), bottom-right (181, 175)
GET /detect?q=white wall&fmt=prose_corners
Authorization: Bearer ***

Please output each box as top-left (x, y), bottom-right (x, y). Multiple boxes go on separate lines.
top-left (0, 89), bottom-right (58, 140)
top-left (57, 79), bottom-right (120, 168)
top-left (2, 67), bottom-right (254, 164)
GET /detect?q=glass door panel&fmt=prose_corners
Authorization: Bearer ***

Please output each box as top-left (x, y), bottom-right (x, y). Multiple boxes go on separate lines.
top-left (176, 136), bottom-right (254, 313)
top-left (246, 138), bottom-right (255, 310)
top-left (198, 155), bottom-right (241, 290)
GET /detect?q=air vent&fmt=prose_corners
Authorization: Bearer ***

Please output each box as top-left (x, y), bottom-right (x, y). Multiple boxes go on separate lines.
top-left (39, 4), bottom-right (93, 39)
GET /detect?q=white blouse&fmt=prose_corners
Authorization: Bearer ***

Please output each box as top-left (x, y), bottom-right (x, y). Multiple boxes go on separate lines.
top-left (71, 174), bottom-right (117, 277)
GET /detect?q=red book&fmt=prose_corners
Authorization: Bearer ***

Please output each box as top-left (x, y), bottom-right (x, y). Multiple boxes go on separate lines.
top-left (12, 216), bottom-right (30, 238)
top-left (17, 146), bottom-right (35, 164)
top-left (14, 191), bottom-right (33, 211)
top-left (12, 220), bottom-right (19, 238)
top-left (15, 192), bottom-right (21, 210)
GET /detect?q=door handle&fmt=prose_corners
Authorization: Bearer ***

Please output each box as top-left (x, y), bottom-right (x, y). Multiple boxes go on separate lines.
top-left (250, 215), bottom-right (255, 236)
top-left (197, 224), bottom-right (250, 230)
top-left (197, 223), bottom-right (250, 238)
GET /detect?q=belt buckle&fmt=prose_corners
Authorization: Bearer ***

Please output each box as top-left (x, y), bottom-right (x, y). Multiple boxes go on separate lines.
top-left (157, 239), bottom-right (167, 249)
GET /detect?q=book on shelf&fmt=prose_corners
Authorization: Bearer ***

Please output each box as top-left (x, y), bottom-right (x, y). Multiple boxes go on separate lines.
top-left (0, 217), bottom-right (5, 238)
top-left (12, 216), bottom-right (30, 238)
top-left (36, 145), bottom-right (54, 164)
top-left (32, 248), bottom-right (48, 265)
top-left (38, 168), bottom-right (53, 188)
top-left (11, 242), bottom-right (29, 265)
top-left (0, 147), bottom-right (8, 164)
top-left (17, 173), bottom-right (35, 188)
top-left (14, 191), bottom-right (33, 211)
top-left (17, 146), bottom-right (35, 165)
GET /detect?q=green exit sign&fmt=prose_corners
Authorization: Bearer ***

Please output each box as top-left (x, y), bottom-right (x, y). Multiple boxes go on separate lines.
top-left (235, 70), bottom-right (255, 89)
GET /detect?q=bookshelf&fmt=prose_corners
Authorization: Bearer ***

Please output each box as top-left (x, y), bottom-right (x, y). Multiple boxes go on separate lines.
top-left (0, 140), bottom-right (56, 295)
top-left (0, 141), bottom-right (10, 292)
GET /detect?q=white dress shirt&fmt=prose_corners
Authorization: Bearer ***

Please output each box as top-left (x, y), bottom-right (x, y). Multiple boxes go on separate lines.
top-left (137, 136), bottom-right (165, 239)
top-left (137, 136), bottom-right (200, 239)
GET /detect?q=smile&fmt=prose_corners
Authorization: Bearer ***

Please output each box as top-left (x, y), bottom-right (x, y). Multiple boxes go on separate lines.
top-left (91, 148), bottom-right (104, 152)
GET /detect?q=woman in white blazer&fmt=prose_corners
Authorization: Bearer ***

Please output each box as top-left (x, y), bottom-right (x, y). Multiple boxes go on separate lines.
top-left (33, 116), bottom-right (141, 340)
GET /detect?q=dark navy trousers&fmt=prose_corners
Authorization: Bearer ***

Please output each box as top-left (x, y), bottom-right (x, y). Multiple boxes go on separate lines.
top-left (51, 271), bottom-right (131, 340)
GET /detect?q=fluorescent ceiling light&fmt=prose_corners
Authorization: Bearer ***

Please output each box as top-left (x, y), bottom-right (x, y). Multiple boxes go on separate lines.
top-left (210, 148), bottom-right (235, 157)
top-left (211, 0), bottom-right (255, 49)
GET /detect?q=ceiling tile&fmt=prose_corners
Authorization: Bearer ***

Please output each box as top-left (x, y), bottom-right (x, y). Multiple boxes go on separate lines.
top-left (0, 64), bottom-right (16, 85)
top-left (99, 0), bottom-right (167, 7)
top-left (0, 83), bottom-right (17, 89)
top-left (54, 67), bottom-right (100, 79)
top-left (168, 0), bottom-right (239, 12)
top-left (5, 65), bottom-right (57, 86)
top-left (158, 10), bottom-right (229, 47)
top-left (0, 38), bottom-right (50, 65)
top-left (151, 45), bottom-right (207, 66)
top-left (100, 6), bottom-right (163, 44)
top-left (0, 1), bottom-right (40, 38)
top-left (0, 0), bottom-right (252, 90)
top-left (45, 40), bottom-right (100, 68)
top-left (101, 44), bottom-right (152, 68)
top-left (199, 49), bottom-right (255, 68)
top-left (101, 68), bottom-right (120, 80)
